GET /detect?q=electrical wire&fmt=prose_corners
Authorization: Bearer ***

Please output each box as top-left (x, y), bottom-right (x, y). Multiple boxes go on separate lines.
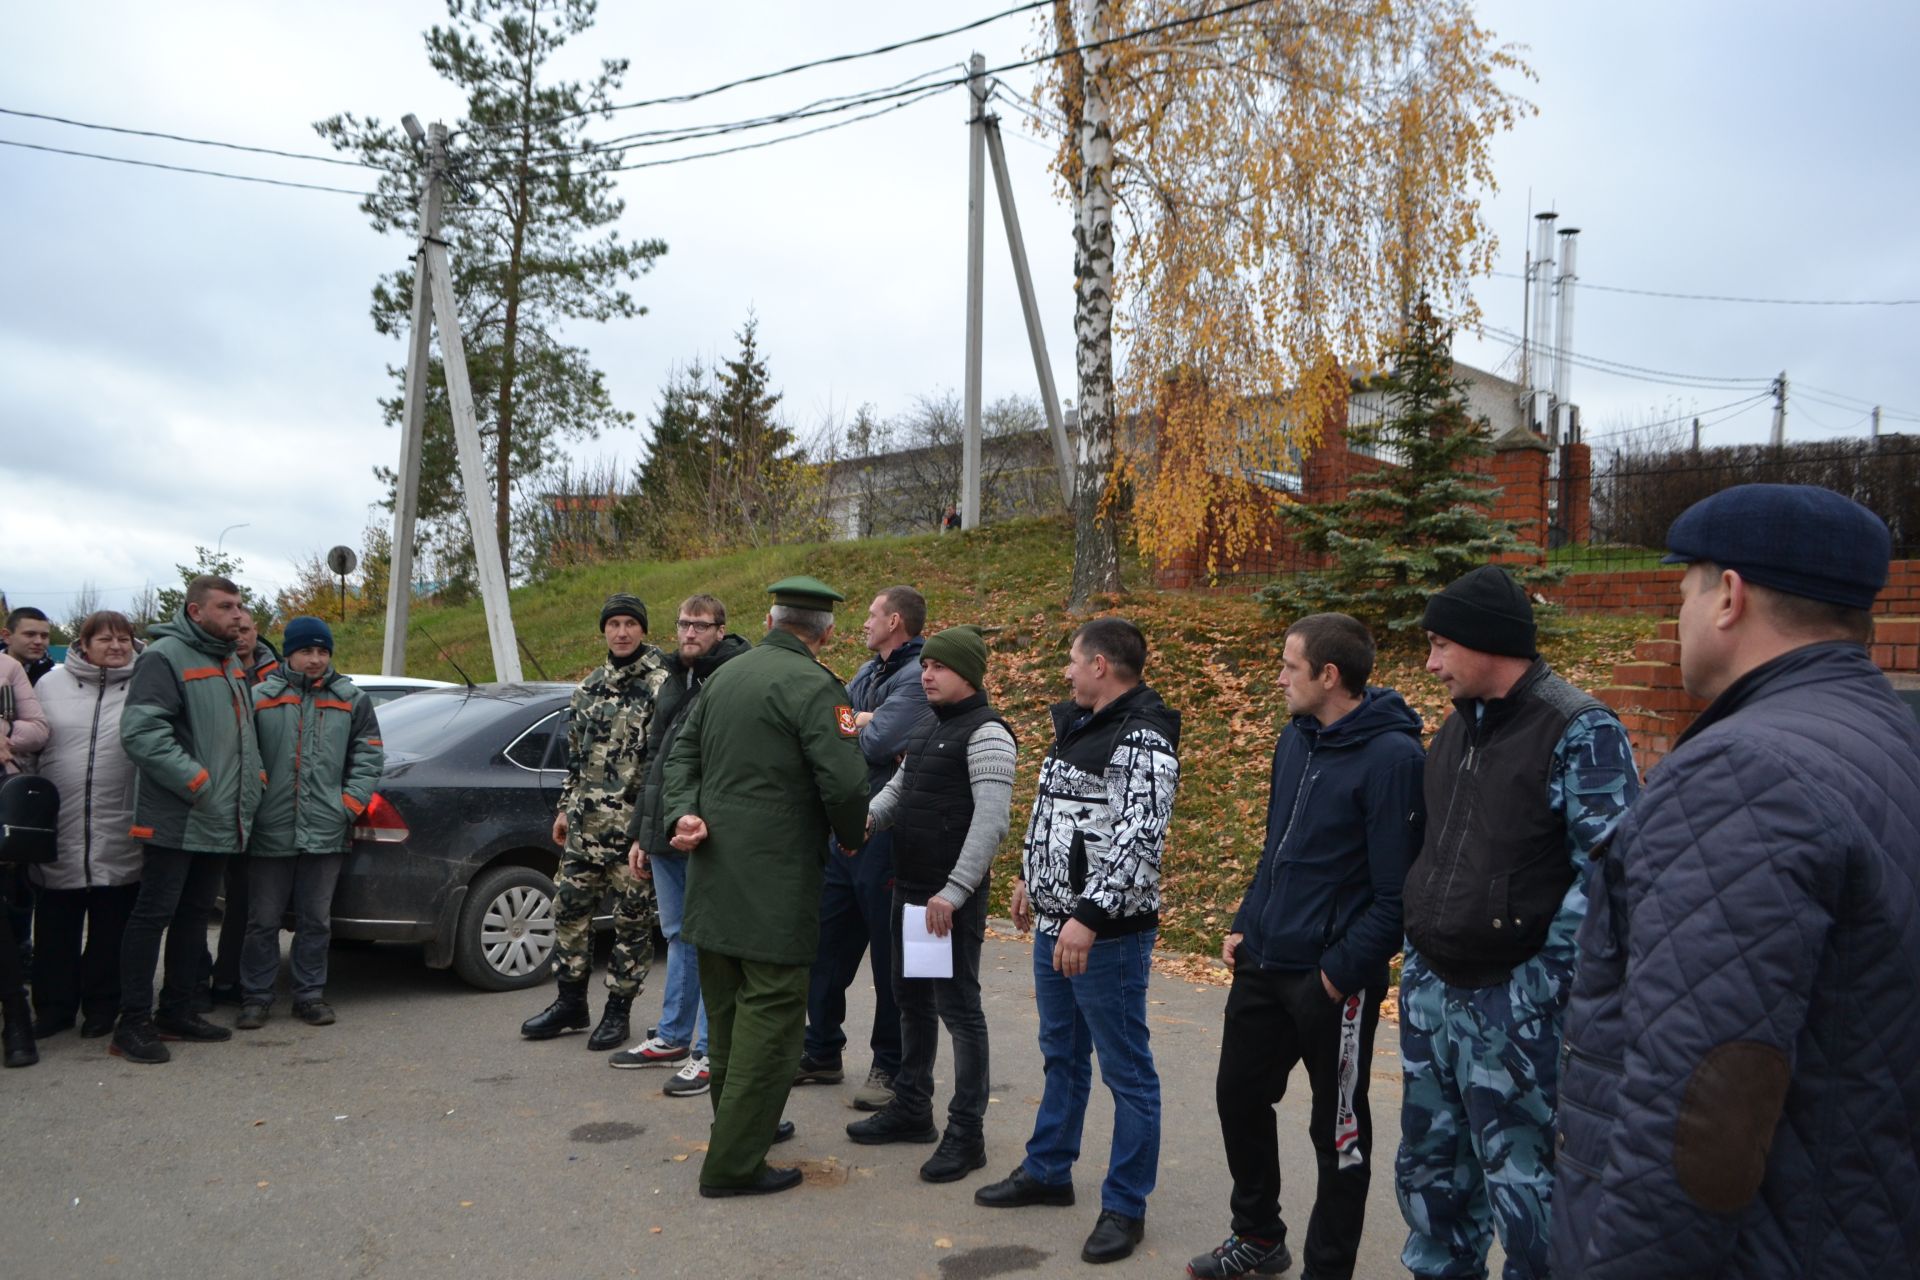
top-left (597, 84), bottom-right (954, 174)
top-left (0, 105), bottom-right (378, 168)
top-left (1488, 267), bottom-right (1918, 307)
top-left (1584, 392), bottom-right (1772, 441)
top-left (456, 0), bottom-right (1054, 138)
top-left (1476, 324), bottom-right (1772, 390)
top-left (0, 136), bottom-right (377, 196)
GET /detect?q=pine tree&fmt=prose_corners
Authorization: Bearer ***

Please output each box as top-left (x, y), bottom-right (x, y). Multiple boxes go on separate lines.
top-left (1257, 306), bottom-right (1555, 634)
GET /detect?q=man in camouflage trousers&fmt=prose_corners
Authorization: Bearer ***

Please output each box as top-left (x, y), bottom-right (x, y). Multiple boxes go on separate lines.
top-left (521, 594), bottom-right (669, 1051)
top-left (1396, 567), bottom-right (1639, 1280)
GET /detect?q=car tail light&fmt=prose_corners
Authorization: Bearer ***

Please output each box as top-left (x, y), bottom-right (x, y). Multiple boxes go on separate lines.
top-left (353, 792), bottom-right (410, 844)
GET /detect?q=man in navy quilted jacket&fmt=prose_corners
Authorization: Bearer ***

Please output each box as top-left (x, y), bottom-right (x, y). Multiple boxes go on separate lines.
top-left (1553, 483), bottom-right (1920, 1279)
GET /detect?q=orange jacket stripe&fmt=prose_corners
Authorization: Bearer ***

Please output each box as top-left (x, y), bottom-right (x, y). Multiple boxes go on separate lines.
top-left (186, 768), bottom-right (211, 793)
top-left (180, 666), bottom-right (225, 681)
top-left (341, 794), bottom-right (366, 816)
top-left (129, 825), bottom-right (154, 840)
top-left (255, 694), bottom-right (301, 710)
top-left (313, 698), bottom-right (353, 712)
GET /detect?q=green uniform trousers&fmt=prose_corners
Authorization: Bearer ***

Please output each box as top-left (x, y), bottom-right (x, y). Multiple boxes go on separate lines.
top-left (697, 950), bottom-right (809, 1189)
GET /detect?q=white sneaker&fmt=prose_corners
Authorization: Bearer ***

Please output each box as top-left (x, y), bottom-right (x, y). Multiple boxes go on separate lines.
top-left (609, 1034), bottom-right (690, 1069)
top-left (663, 1054), bottom-right (710, 1097)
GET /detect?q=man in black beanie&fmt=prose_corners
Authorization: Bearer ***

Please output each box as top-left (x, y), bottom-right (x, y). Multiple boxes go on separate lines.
top-left (1395, 565), bottom-right (1639, 1280)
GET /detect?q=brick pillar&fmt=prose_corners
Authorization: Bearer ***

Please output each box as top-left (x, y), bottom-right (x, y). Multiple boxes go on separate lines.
top-left (1488, 425), bottom-right (1552, 560)
top-left (1562, 441), bottom-right (1592, 544)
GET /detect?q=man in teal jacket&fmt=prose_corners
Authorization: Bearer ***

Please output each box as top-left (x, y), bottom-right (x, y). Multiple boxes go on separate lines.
top-left (236, 617), bottom-right (382, 1031)
top-left (114, 575), bottom-right (265, 1064)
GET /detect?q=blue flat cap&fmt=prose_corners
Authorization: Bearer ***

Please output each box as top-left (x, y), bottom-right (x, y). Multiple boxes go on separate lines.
top-left (1662, 483), bottom-right (1889, 610)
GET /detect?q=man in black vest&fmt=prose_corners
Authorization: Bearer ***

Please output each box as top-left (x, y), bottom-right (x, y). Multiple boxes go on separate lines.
top-left (843, 625), bottom-right (1015, 1183)
top-left (1395, 566), bottom-right (1639, 1280)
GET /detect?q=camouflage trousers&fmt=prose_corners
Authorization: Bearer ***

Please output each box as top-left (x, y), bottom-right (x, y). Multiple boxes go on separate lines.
top-left (553, 839), bottom-right (655, 999)
top-left (1395, 947), bottom-right (1570, 1280)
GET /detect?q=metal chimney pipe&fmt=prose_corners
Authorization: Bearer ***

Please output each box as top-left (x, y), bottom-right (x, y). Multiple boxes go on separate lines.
top-left (1530, 212), bottom-right (1558, 397)
top-left (1551, 230), bottom-right (1582, 445)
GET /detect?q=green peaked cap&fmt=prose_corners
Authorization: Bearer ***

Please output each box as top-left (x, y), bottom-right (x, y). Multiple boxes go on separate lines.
top-left (766, 575), bottom-right (846, 611)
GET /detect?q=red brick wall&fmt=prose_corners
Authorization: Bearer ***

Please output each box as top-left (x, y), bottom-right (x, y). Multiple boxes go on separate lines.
top-left (1547, 559), bottom-right (1920, 618)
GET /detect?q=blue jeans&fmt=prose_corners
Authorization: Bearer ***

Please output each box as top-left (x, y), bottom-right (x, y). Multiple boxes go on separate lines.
top-left (1026, 928), bottom-right (1162, 1218)
top-left (241, 852), bottom-right (345, 1005)
top-left (803, 827), bottom-right (901, 1074)
top-left (650, 852), bottom-right (706, 1054)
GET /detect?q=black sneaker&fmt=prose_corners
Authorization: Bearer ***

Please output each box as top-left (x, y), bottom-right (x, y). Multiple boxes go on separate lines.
top-left (235, 1004), bottom-right (270, 1031)
top-left (1187, 1233), bottom-right (1292, 1278)
top-left (208, 984), bottom-right (245, 1008)
top-left (153, 1011), bottom-right (233, 1042)
top-left (80, 1012), bottom-right (118, 1039)
top-left (292, 1000), bottom-right (336, 1026)
top-left (110, 1016), bottom-right (172, 1064)
top-left (792, 1052), bottom-right (843, 1085)
top-left (920, 1131), bottom-right (988, 1183)
top-left (846, 1107), bottom-right (938, 1145)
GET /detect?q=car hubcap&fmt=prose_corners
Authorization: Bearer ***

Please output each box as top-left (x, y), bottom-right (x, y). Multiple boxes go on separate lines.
top-left (480, 884), bottom-right (556, 977)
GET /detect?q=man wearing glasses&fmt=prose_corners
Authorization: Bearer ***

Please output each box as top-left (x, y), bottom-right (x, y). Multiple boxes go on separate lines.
top-left (619, 596), bottom-right (751, 1098)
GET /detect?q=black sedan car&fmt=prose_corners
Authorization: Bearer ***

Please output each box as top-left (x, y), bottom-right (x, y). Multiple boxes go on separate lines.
top-left (334, 682), bottom-right (580, 991)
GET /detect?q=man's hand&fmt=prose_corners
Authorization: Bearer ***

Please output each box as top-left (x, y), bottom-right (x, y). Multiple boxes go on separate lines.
top-left (1010, 880), bottom-right (1033, 934)
top-left (1320, 970), bottom-right (1343, 1002)
top-left (669, 815), bottom-right (708, 852)
top-left (550, 812), bottom-right (569, 847)
top-left (1223, 932), bottom-right (1244, 966)
top-left (628, 841), bottom-right (650, 880)
top-left (1053, 918), bottom-right (1096, 977)
top-left (925, 896), bottom-right (955, 938)
top-left (853, 710), bottom-right (875, 730)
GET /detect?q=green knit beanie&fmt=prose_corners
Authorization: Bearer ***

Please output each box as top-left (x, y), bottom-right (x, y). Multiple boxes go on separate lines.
top-left (921, 625), bottom-right (987, 691)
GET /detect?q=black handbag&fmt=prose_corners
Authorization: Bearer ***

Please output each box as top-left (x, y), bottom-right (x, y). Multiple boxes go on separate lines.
top-left (0, 773), bottom-right (59, 864)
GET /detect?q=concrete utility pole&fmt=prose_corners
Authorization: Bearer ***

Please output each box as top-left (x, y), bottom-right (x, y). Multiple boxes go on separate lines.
top-left (961, 54), bottom-right (987, 531)
top-left (1872, 405), bottom-right (1882, 442)
top-left (382, 118), bottom-right (523, 682)
top-left (1771, 370), bottom-right (1789, 447)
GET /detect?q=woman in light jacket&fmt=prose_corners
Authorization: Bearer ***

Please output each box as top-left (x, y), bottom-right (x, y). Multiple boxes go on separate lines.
top-left (29, 611), bottom-right (142, 1041)
top-left (1, 646), bottom-right (50, 1066)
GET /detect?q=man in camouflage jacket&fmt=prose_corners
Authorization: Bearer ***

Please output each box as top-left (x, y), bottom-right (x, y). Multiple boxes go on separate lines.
top-left (520, 594), bottom-right (668, 1051)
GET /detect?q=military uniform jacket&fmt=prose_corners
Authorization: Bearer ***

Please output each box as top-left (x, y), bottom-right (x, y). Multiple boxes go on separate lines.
top-left (559, 647), bottom-right (669, 849)
top-left (120, 612), bottom-right (264, 854)
top-left (664, 628), bottom-right (870, 966)
top-left (249, 667), bottom-right (383, 857)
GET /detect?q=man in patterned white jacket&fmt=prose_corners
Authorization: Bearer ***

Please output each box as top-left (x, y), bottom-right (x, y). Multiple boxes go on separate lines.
top-left (975, 616), bottom-right (1181, 1267)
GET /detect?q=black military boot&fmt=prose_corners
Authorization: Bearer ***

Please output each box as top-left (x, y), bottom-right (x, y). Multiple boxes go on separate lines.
top-left (586, 992), bottom-right (632, 1051)
top-left (2, 994), bottom-right (38, 1068)
top-left (520, 978), bottom-right (590, 1040)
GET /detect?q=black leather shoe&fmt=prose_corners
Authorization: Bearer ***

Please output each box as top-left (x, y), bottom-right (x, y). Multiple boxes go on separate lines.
top-left (974, 1166), bottom-right (1075, 1208)
top-left (699, 1165), bottom-right (804, 1198)
top-left (80, 1012), bottom-right (117, 1039)
top-left (920, 1131), bottom-right (988, 1183)
top-left (520, 980), bottom-right (590, 1039)
top-left (773, 1120), bottom-right (796, 1145)
top-left (1082, 1210), bottom-right (1145, 1264)
top-left (235, 1004), bottom-right (270, 1031)
top-left (153, 1010), bottom-right (233, 1042)
top-left (846, 1107), bottom-right (938, 1145)
top-left (110, 1016), bottom-right (171, 1064)
top-left (792, 1052), bottom-right (843, 1085)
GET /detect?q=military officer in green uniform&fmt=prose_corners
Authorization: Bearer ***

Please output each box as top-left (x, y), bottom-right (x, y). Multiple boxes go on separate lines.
top-left (664, 576), bottom-right (870, 1198)
top-left (521, 594), bottom-right (669, 1051)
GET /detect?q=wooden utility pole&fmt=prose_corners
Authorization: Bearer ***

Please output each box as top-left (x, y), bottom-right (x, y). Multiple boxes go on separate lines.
top-left (382, 120), bottom-right (523, 682)
top-left (961, 54), bottom-right (988, 531)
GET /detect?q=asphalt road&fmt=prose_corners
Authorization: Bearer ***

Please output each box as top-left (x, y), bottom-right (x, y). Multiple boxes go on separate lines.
top-left (2, 925), bottom-right (1483, 1280)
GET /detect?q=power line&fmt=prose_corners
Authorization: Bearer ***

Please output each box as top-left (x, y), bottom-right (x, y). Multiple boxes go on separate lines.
top-left (1584, 392), bottom-right (1772, 441)
top-left (1488, 267), bottom-right (1918, 307)
top-left (1476, 324), bottom-right (1771, 390)
top-left (598, 84), bottom-right (954, 174)
top-left (457, 0), bottom-right (1053, 138)
top-left (0, 104), bottom-right (376, 168)
top-left (0, 136), bottom-right (377, 196)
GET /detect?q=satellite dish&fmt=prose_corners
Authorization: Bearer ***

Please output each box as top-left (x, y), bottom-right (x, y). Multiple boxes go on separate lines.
top-left (327, 545), bottom-right (359, 576)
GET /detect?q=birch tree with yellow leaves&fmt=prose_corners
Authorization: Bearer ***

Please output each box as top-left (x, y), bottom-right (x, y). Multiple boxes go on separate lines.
top-left (1038, 0), bottom-right (1531, 603)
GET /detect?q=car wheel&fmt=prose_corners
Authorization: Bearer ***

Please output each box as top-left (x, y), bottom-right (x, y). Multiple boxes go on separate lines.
top-left (453, 865), bottom-right (558, 991)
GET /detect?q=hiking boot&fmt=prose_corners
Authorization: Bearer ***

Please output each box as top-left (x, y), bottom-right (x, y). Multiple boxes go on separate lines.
top-left (610, 1032), bottom-right (689, 1069)
top-left (1083, 1210), bottom-right (1146, 1265)
top-left (664, 1054), bottom-right (710, 1097)
top-left (520, 979), bottom-right (590, 1040)
top-left (293, 1000), bottom-right (335, 1026)
top-left (110, 1015), bottom-right (171, 1064)
top-left (920, 1131), bottom-right (988, 1183)
top-left (846, 1106), bottom-right (938, 1146)
top-left (235, 1003), bottom-right (270, 1031)
top-left (974, 1166), bottom-right (1076, 1208)
top-left (851, 1066), bottom-right (894, 1111)
top-left (1187, 1233), bottom-right (1293, 1278)
top-left (586, 992), bottom-right (632, 1051)
top-left (792, 1052), bottom-right (843, 1085)
top-left (153, 1010), bottom-right (233, 1042)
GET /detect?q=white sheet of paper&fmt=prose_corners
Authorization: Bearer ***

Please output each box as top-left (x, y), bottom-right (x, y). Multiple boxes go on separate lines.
top-left (901, 904), bottom-right (953, 979)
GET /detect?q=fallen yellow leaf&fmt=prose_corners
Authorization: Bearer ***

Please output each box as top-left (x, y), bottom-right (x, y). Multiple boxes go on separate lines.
top-left (934, 1238), bottom-right (953, 1249)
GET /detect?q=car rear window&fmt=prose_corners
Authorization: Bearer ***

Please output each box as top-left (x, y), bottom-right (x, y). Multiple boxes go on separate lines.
top-left (373, 690), bottom-right (531, 757)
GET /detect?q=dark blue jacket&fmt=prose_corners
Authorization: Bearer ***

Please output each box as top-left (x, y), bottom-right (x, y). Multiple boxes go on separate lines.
top-left (1553, 642), bottom-right (1920, 1279)
top-left (1231, 688), bottom-right (1425, 997)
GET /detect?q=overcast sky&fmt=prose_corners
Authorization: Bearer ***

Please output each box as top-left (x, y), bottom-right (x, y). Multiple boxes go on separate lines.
top-left (4, 1), bottom-right (1916, 617)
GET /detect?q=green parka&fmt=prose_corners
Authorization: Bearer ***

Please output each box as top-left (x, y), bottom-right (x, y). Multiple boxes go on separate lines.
top-left (664, 628), bottom-right (869, 965)
top-left (120, 612), bottom-right (264, 853)
top-left (249, 666), bottom-right (384, 856)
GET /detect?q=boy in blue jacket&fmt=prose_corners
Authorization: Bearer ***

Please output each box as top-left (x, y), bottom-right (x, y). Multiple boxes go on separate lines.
top-left (1190, 613), bottom-right (1425, 1280)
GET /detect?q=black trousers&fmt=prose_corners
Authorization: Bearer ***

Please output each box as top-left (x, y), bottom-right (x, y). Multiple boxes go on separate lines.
top-left (208, 854), bottom-right (250, 990)
top-left (118, 847), bottom-right (225, 1019)
top-left (0, 873), bottom-right (22, 997)
top-left (887, 885), bottom-right (991, 1137)
top-left (803, 828), bottom-right (901, 1075)
top-left (1216, 966), bottom-right (1383, 1280)
top-left (32, 882), bottom-right (141, 1022)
